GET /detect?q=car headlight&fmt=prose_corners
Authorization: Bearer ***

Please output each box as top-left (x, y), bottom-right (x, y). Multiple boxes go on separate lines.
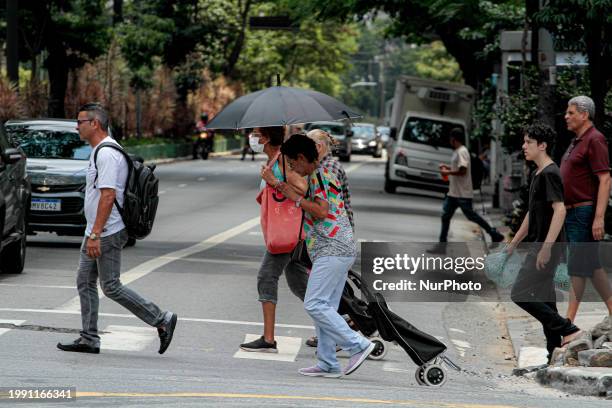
top-left (368, 140), bottom-right (377, 147)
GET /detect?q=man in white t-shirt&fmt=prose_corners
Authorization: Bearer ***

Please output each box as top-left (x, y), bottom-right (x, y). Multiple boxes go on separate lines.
top-left (432, 129), bottom-right (504, 249)
top-left (57, 103), bottom-right (177, 355)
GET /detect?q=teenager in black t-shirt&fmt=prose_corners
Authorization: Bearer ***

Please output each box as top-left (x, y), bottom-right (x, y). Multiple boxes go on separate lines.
top-left (507, 122), bottom-right (582, 362)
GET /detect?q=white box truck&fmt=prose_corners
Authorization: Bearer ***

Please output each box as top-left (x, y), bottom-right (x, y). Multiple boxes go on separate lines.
top-left (384, 76), bottom-right (475, 193)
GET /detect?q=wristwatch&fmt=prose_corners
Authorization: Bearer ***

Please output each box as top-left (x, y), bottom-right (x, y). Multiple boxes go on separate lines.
top-left (89, 232), bottom-right (100, 241)
top-left (295, 197), bottom-right (303, 208)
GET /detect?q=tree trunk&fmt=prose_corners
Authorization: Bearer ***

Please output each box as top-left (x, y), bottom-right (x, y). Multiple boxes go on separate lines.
top-left (223, 0), bottom-right (252, 79)
top-left (6, 0), bottom-right (19, 85)
top-left (46, 45), bottom-right (68, 118)
top-left (437, 31), bottom-right (489, 89)
top-left (113, 0), bottom-right (124, 26)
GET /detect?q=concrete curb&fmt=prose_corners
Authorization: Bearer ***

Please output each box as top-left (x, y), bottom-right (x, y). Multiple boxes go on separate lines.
top-left (535, 366), bottom-right (612, 397)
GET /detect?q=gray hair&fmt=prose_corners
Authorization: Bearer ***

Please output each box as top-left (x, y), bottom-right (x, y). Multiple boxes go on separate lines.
top-left (78, 103), bottom-right (109, 130)
top-left (568, 95), bottom-right (595, 120)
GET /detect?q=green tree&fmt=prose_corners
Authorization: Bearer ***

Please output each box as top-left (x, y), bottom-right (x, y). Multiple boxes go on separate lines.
top-left (285, 0), bottom-right (523, 89)
top-left (12, 0), bottom-right (111, 117)
top-left (536, 0), bottom-right (612, 127)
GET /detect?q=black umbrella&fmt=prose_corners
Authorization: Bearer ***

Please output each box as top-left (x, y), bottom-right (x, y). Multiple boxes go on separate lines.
top-left (207, 84), bottom-right (361, 130)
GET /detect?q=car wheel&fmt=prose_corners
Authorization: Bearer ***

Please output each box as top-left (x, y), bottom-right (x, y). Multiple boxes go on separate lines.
top-left (384, 162), bottom-right (397, 194)
top-left (124, 237), bottom-right (136, 248)
top-left (1, 216), bottom-right (26, 274)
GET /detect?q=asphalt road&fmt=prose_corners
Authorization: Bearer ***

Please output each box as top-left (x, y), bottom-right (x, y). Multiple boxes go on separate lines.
top-left (0, 155), bottom-right (608, 407)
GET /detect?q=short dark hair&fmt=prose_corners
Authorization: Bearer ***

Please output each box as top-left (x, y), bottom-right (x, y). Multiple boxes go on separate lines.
top-left (78, 103), bottom-right (109, 130)
top-left (449, 128), bottom-right (465, 144)
top-left (281, 133), bottom-right (318, 163)
top-left (259, 126), bottom-right (285, 146)
top-left (524, 121), bottom-right (556, 154)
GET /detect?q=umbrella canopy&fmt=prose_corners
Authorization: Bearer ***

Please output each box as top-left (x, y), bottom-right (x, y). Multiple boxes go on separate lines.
top-left (206, 85), bottom-right (361, 130)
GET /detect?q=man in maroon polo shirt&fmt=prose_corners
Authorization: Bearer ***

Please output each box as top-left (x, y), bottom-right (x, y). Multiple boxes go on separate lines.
top-left (560, 95), bottom-right (612, 322)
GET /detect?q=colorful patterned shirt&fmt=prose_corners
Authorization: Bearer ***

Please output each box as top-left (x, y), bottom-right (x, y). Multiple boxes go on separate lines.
top-left (321, 153), bottom-right (354, 229)
top-left (303, 166), bottom-right (357, 261)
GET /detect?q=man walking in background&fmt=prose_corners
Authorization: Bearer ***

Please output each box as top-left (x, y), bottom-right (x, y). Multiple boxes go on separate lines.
top-left (560, 95), bottom-right (612, 322)
top-left (430, 128), bottom-right (504, 252)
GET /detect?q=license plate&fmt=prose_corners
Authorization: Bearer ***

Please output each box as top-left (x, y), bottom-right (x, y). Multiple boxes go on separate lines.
top-left (420, 172), bottom-right (438, 179)
top-left (31, 198), bottom-right (61, 212)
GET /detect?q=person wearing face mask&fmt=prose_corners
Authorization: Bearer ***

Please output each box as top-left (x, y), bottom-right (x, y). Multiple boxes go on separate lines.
top-left (239, 126), bottom-right (310, 353)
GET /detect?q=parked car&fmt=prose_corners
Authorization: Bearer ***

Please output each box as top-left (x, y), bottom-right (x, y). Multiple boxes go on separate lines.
top-left (351, 123), bottom-right (383, 158)
top-left (303, 121), bottom-right (352, 162)
top-left (4, 119), bottom-right (136, 247)
top-left (0, 124), bottom-right (30, 274)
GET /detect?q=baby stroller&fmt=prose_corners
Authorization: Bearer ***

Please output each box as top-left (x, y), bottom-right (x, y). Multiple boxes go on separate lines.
top-left (340, 270), bottom-right (461, 387)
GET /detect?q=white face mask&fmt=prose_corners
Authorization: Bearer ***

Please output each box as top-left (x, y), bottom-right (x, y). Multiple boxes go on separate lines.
top-left (249, 135), bottom-right (266, 153)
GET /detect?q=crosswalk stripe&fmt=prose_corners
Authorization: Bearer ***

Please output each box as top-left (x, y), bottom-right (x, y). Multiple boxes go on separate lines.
top-left (234, 334), bottom-right (302, 362)
top-left (0, 319), bottom-right (26, 337)
top-left (101, 325), bottom-right (158, 352)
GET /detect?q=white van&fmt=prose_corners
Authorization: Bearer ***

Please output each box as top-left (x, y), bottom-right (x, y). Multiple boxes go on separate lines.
top-left (384, 76), bottom-right (475, 193)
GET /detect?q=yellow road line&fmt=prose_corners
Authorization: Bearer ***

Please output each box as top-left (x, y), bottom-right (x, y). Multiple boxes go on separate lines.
top-left (75, 391), bottom-right (517, 408)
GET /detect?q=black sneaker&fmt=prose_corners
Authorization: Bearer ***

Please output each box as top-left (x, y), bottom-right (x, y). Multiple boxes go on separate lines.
top-left (158, 312), bottom-right (178, 355)
top-left (240, 336), bottom-right (278, 353)
top-left (305, 336), bottom-right (318, 348)
top-left (57, 338), bottom-right (99, 354)
top-left (490, 229), bottom-right (505, 243)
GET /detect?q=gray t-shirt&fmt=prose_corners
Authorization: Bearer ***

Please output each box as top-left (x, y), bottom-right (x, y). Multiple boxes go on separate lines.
top-left (448, 145), bottom-right (473, 199)
top-left (85, 137), bottom-right (127, 237)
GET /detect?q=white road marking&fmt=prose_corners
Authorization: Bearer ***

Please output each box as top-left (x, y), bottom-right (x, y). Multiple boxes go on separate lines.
top-left (101, 325), bottom-right (158, 352)
top-left (158, 256), bottom-right (260, 267)
top-left (178, 184), bottom-right (187, 188)
top-left (450, 339), bottom-right (471, 349)
top-left (0, 308), bottom-right (315, 330)
top-left (197, 177), bottom-right (206, 181)
top-left (448, 328), bottom-right (466, 334)
top-left (56, 216), bottom-right (261, 312)
top-left (451, 339), bottom-right (471, 358)
top-left (517, 346), bottom-right (548, 369)
top-left (382, 362), bottom-right (412, 373)
top-left (0, 283), bottom-right (74, 290)
top-left (234, 334), bottom-right (302, 362)
top-left (159, 190), bottom-right (166, 195)
top-left (248, 231), bottom-right (263, 236)
top-left (0, 319), bottom-right (26, 337)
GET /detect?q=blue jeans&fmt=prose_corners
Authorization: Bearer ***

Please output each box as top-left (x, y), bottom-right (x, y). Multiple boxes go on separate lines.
top-left (565, 205), bottom-right (600, 276)
top-left (439, 196), bottom-right (493, 242)
top-left (304, 256), bottom-right (371, 372)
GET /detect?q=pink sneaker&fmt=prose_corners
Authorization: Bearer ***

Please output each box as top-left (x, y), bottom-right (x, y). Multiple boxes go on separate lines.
top-left (298, 366), bottom-right (342, 378)
top-left (344, 343), bottom-right (375, 375)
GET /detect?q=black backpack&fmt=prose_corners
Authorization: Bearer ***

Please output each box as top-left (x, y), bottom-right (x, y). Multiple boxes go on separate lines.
top-left (94, 142), bottom-right (159, 240)
top-left (469, 151), bottom-right (484, 191)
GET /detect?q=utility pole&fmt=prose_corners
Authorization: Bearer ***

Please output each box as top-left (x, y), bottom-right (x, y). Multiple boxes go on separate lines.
top-left (6, 0), bottom-right (19, 85)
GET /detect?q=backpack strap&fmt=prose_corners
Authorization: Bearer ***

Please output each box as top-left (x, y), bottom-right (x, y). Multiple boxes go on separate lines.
top-left (92, 142), bottom-right (133, 215)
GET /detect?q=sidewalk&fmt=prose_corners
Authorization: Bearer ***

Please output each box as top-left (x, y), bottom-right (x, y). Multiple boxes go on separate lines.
top-left (475, 189), bottom-right (612, 398)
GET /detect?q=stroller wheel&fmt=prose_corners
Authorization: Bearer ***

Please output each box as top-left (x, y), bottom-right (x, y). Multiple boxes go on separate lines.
top-left (367, 337), bottom-right (387, 360)
top-left (423, 364), bottom-right (447, 387)
top-left (415, 367), bottom-right (427, 386)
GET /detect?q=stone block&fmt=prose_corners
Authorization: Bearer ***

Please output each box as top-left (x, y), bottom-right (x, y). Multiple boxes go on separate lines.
top-left (577, 349), bottom-right (612, 368)
top-left (593, 335), bottom-right (608, 349)
top-left (591, 315), bottom-right (612, 339)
